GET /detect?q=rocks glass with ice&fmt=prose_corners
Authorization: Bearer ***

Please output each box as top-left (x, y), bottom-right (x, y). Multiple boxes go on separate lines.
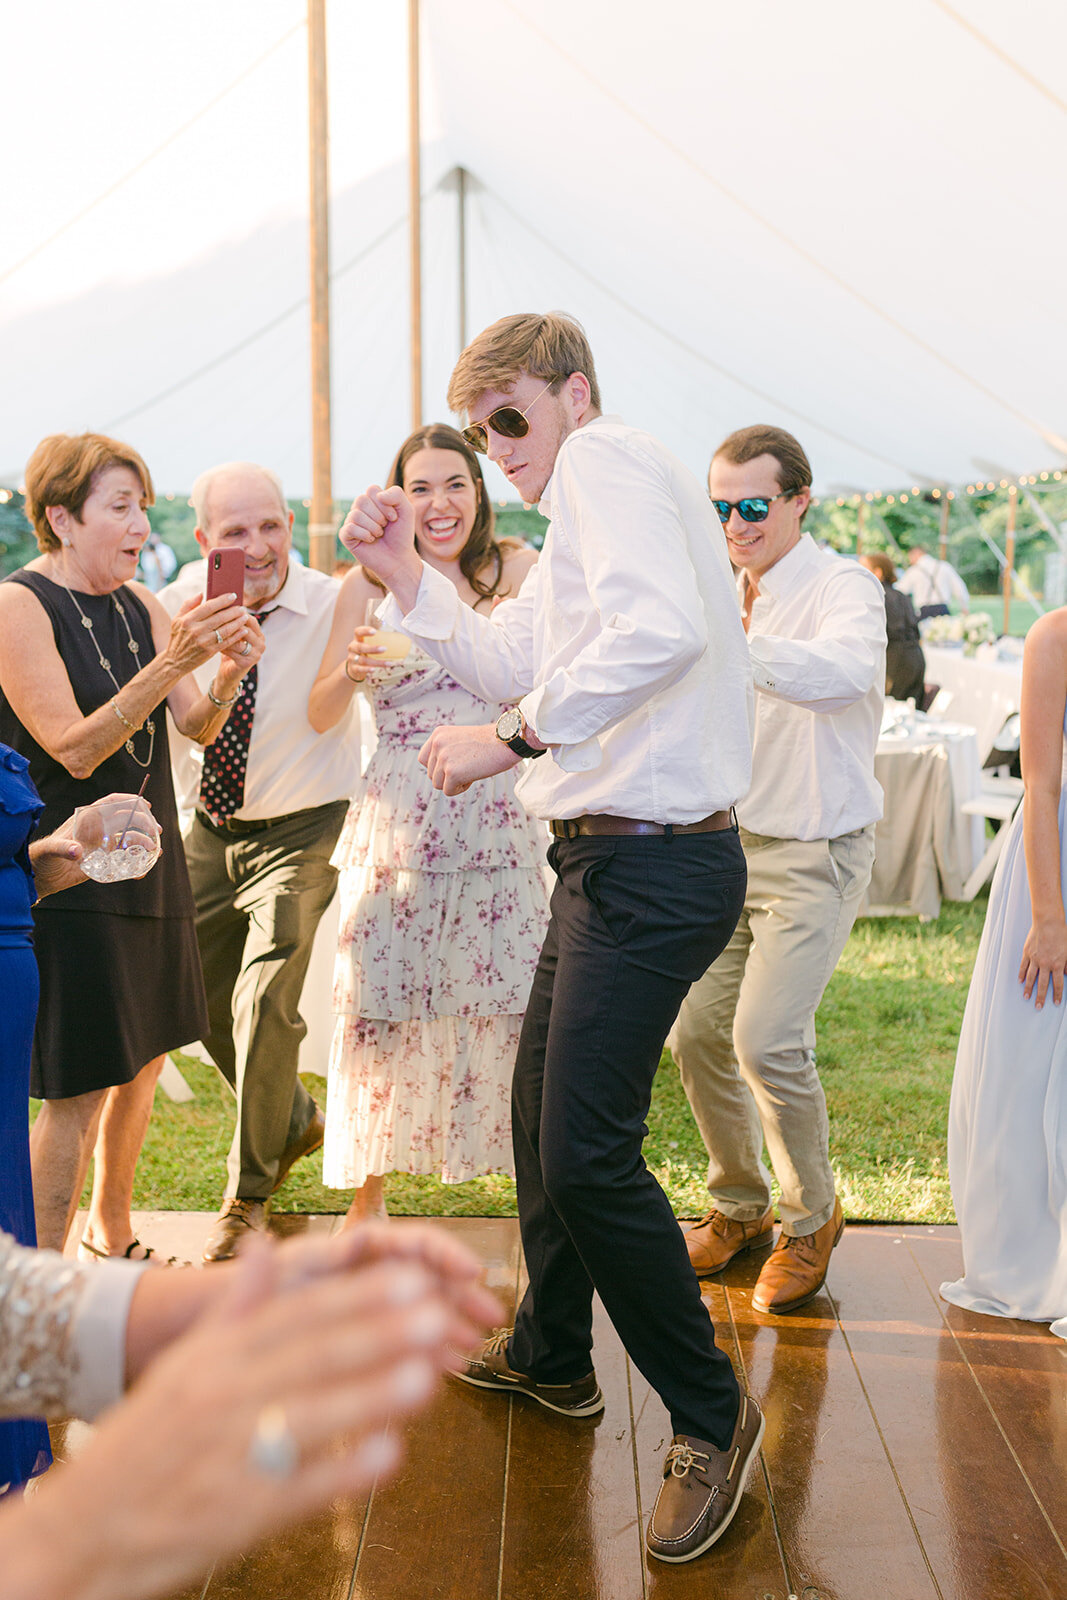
top-left (72, 793), bottom-right (162, 883)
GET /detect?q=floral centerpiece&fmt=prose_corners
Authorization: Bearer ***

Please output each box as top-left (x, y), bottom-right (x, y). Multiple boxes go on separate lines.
top-left (919, 611), bottom-right (996, 656)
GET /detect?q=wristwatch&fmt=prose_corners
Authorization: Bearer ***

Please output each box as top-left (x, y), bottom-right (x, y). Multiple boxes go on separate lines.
top-left (495, 706), bottom-right (547, 759)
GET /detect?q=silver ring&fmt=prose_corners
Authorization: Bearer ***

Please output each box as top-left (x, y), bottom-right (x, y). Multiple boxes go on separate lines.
top-left (239, 640), bottom-right (252, 657)
top-left (247, 1404), bottom-right (298, 1478)
top-left (213, 628), bottom-right (224, 647)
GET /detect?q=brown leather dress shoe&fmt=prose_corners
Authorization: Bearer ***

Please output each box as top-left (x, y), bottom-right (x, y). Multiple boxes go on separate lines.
top-left (751, 1197), bottom-right (845, 1313)
top-left (271, 1105), bottom-right (326, 1194)
top-left (645, 1393), bottom-right (765, 1563)
top-left (683, 1206), bottom-right (776, 1276)
top-left (202, 1199), bottom-right (269, 1263)
top-left (452, 1328), bottom-right (604, 1417)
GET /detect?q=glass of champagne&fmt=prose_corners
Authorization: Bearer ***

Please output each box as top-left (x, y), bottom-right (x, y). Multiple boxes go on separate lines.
top-left (361, 597), bottom-right (411, 664)
top-left (72, 793), bottom-right (162, 883)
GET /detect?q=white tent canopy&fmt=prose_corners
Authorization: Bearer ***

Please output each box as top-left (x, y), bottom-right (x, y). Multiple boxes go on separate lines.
top-left (1, 0), bottom-right (1064, 496)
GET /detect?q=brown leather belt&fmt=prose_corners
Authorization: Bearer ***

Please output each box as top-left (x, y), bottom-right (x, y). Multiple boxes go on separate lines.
top-left (549, 810), bottom-right (734, 840)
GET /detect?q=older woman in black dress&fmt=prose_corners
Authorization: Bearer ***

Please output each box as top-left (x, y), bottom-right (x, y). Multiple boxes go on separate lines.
top-left (0, 432), bottom-right (265, 1258)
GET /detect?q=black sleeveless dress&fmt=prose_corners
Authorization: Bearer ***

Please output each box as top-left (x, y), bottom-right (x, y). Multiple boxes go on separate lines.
top-left (0, 571), bottom-right (208, 1098)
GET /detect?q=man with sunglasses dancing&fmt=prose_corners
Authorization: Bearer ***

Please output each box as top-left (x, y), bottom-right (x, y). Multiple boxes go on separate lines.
top-left (673, 424), bottom-right (885, 1314)
top-left (340, 312), bottom-right (761, 1565)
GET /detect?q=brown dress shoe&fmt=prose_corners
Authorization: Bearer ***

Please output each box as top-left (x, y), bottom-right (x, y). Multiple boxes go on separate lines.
top-left (646, 1394), bottom-right (765, 1563)
top-left (271, 1105), bottom-right (326, 1194)
top-left (684, 1206), bottom-right (776, 1276)
top-left (751, 1197), bottom-right (845, 1313)
top-left (202, 1199), bottom-right (269, 1263)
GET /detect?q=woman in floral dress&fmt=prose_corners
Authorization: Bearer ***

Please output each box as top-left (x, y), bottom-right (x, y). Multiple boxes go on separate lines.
top-left (309, 425), bottom-right (548, 1221)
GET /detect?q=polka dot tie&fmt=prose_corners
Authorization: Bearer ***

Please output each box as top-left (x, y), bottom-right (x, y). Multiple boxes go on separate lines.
top-left (198, 610), bottom-right (274, 824)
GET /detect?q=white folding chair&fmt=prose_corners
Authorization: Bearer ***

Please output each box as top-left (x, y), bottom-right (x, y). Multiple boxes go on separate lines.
top-left (959, 776), bottom-right (1025, 900)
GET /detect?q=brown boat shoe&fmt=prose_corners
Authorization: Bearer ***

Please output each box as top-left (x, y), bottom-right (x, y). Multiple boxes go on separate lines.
top-left (451, 1328), bottom-right (604, 1417)
top-left (202, 1198), bottom-right (269, 1263)
top-left (646, 1393), bottom-right (765, 1563)
top-left (751, 1197), bottom-right (845, 1314)
top-left (683, 1206), bottom-right (776, 1276)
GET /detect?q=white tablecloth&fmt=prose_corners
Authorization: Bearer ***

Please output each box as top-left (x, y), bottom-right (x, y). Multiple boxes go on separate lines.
top-left (923, 645), bottom-right (1023, 762)
top-left (863, 719), bottom-right (983, 919)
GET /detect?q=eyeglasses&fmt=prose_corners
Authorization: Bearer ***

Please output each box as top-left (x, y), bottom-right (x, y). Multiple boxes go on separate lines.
top-left (462, 381), bottom-right (557, 454)
top-left (711, 492), bottom-right (793, 524)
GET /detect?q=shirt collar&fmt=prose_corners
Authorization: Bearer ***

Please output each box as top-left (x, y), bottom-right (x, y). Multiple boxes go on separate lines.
top-left (740, 531), bottom-right (820, 604)
top-left (261, 558), bottom-right (310, 617)
top-left (538, 414), bottom-right (622, 516)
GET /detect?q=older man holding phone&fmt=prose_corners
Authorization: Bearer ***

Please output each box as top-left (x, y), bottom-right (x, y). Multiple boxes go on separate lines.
top-left (160, 462), bottom-right (362, 1262)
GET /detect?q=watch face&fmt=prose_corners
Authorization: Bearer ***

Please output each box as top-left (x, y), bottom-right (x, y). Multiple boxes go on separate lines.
top-left (497, 708), bottom-right (524, 742)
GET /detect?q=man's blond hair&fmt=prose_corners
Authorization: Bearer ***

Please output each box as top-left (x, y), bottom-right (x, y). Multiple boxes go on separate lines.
top-left (447, 312), bottom-right (601, 417)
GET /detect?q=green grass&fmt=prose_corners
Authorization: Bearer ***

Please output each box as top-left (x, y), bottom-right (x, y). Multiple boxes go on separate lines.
top-left (970, 594), bottom-right (1039, 637)
top-left (45, 898), bottom-right (984, 1226)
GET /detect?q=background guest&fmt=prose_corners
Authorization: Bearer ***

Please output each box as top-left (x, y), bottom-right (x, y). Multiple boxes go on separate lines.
top-left (0, 433), bottom-right (263, 1260)
top-left (896, 543), bottom-right (970, 619)
top-left (860, 551), bottom-right (926, 704)
top-left (676, 425), bottom-right (885, 1314)
top-left (159, 462), bottom-right (362, 1262)
top-left (941, 605), bottom-right (1067, 1339)
top-left (309, 423), bottom-right (546, 1222)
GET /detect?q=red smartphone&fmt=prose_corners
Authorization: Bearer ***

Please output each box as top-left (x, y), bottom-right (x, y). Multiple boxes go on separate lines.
top-left (205, 547), bottom-right (245, 608)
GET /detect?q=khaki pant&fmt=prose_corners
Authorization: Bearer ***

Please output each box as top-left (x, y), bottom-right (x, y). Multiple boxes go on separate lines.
top-left (671, 826), bottom-right (875, 1237)
top-left (184, 801), bottom-right (348, 1200)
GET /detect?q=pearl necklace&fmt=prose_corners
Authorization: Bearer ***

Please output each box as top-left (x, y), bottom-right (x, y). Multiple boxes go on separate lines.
top-left (59, 579), bottom-right (156, 769)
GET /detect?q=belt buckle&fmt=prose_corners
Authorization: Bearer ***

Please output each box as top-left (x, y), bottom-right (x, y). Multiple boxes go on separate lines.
top-left (554, 818), bottom-right (581, 840)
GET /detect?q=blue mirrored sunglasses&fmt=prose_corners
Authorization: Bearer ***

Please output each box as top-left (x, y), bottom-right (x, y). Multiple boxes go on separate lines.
top-left (711, 491), bottom-right (793, 524)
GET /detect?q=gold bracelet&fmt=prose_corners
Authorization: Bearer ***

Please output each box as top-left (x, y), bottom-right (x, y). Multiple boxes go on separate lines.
top-left (110, 696), bottom-right (141, 733)
top-left (207, 682), bottom-right (240, 709)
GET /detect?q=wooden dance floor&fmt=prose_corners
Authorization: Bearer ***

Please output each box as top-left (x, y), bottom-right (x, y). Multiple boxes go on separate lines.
top-left (58, 1213), bottom-right (1067, 1600)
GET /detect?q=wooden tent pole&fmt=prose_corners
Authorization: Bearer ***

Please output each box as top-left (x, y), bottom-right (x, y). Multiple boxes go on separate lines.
top-left (408, 0), bottom-right (422, 428)
top-left (457, 166), bottom-right (468, 356)
top-left (1003, 485), bottom-right (1017, 635)
top-left (307, 0), bottom-right (333, 573)
top-left (938, 492), bottom-right (950, 562)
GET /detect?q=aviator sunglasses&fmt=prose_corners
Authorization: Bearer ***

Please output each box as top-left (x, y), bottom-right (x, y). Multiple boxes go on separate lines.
top-left (462, 381), bottom-right (557, 454)
top-left (711, 491), bottom-right (795, 524)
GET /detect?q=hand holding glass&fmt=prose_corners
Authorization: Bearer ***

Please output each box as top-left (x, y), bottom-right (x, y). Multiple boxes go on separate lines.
top-left (359, 598), bottom-right (410, 663)
top-left (72, 794), bottom-right (162, 883)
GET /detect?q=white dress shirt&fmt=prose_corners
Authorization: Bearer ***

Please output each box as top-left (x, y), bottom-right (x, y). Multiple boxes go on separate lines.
top-left (896, 553), bottom-right (970, 612)
top-left (742, 535), bottom-right (886, 840)
top-left (379, 415), bottom-right (753, 824)
top-left (159, 558), bottom-right (363, 820)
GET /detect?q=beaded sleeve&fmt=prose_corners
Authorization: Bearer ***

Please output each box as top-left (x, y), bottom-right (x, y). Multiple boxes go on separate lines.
top-left (0, 1231), bottom-right (147, 1421)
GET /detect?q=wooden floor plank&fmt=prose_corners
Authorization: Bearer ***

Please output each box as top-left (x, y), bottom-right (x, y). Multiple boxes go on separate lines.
top-left (348, 1218), bottom-right (521, 1600)
top-left (499, 1294), bottom-right (645, 1600)
top-left (724, 1235), bottom-right (941, 1600)
top-left (637, 1267), bottom-right (789, 1599)
top-left (906, 1231), bottom-right (1067, 1546)
top-left (830, 1226), bottom-right (1067, 1600)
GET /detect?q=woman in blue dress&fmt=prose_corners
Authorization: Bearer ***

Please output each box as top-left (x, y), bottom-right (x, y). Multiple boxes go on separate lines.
top-left (0, 747), bottom-right (135, 1494)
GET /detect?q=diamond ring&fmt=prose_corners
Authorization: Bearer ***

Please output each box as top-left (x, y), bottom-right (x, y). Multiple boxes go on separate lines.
top-left (239, 640), bottom-right (252, 657)
top-left (247, 1404), bottom-right (298, 1478)
top-left (213, 628), bottom-right (224, 647)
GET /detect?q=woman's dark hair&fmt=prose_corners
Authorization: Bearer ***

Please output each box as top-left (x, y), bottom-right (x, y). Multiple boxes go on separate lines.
top-left (380, 423), bottom-right (509, 601)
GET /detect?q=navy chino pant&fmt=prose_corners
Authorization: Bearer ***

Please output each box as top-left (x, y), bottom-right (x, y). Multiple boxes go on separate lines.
top-left (508, 827), bottom-right (747, 1447)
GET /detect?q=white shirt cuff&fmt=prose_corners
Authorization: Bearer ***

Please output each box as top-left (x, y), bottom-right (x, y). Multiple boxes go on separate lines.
top-left (517, 690), bottom-right (603, 774)
top-left (378, 565), bottom-right (459, 639)
top-left (66, 1258), bottom-right (150, 1421)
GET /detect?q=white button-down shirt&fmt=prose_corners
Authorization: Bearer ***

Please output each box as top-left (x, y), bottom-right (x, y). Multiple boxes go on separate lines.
top-left (896, 553), bottom-right (970, 612)
top-left (380, 415), bottom-right (753, 824)
top-left (159, 558), bottom-right (363, 821)
top-left (742, 535), bottom-right (885, 840)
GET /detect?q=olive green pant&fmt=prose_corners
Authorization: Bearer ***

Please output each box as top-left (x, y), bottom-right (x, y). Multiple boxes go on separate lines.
top-left (671, 826), bottom-right (875, 1237)
top-left (184, 802), bottom-right (348, 1200)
